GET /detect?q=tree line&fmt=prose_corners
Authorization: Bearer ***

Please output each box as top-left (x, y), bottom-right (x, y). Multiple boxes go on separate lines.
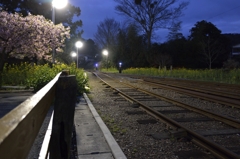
top-left (0, 0), bottom-right (239, 71)
top-left (92, 0), bottom-right (239, 70)
top-left (94, 18), bottom-right (239, 70)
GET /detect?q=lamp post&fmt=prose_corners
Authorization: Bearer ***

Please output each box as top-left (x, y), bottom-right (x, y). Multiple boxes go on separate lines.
top-left (71, 51), bottom-right (77, 63)
top-left (102, 50), bottom-right (109, 70)
top-left (75, 41), bottom-right (83, 68)
top-left (95, 63), bottom-right (98, 71)
top-left (119, 62), bottom-right (122, 73)
top-left (52, 0), bottom-right (68, 64)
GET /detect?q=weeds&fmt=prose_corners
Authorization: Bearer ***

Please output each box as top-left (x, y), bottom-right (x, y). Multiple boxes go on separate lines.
top-left (101, 115), bottom-right (127, 134)
top-left (121, 68), bottom-right (240, 85)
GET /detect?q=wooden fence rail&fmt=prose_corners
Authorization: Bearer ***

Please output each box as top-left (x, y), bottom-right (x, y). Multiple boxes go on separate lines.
top-left (0, 71), bottom-right (77, 159)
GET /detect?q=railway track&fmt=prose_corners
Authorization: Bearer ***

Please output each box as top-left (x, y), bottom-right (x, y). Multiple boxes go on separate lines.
top-left (142, 78), bottom-right (240, 109)
top-left (94, 72), bottom-right (240, 159)
top-left (118, 74), bottom-right (240, 109)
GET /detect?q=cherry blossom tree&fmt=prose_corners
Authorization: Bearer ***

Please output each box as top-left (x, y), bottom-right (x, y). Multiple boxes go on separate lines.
top-left (0, 10), bottom-right (70, 86)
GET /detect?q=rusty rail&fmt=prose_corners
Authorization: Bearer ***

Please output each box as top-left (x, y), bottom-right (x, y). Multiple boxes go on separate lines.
top-left (0, 71), bottom-right (77, 159)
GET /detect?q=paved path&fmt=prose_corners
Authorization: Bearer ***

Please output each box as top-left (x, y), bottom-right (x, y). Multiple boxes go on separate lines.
top-left (0, 90), bottom-right (34, 118)
top-left (74, 93), bottom-right (126, 159)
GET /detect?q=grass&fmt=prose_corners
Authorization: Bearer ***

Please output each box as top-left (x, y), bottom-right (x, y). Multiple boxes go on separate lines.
top-left (101, 67), bottom-right (240, 85)
top-left (100, 114), bottom-right (127, 134)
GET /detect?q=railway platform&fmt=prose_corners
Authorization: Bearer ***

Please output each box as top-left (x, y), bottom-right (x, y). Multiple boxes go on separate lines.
top-left (0, 87), bottom-right (126, 159)
top-left (75, 93), bottom-right (126, 159)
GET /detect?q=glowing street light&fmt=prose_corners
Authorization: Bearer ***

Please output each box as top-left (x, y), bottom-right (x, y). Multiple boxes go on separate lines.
top-left (52, 0), bottom-right (68, 9)
top-left (71, 51), bottom-right (77, 57)
top-left (102, 50), bottom-right (108, 56)
top-left (71, 51), bottom-right (77, 66)
top-left (71, 51), bottom-right (77, 64)
top-left (75, 41), bottom-right (83, 68)
top-left (102, 49), bottom-right (109, 70)
top-left (95, 63), bottom-right (98, 71)
top-left (119, 62), bottom-right (122, 73)
top-left (52, 0), bottom-right (68, 64)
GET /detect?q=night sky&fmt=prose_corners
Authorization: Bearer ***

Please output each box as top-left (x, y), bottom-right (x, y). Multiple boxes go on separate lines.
top-left (70, 0), bottom-right (240, 42)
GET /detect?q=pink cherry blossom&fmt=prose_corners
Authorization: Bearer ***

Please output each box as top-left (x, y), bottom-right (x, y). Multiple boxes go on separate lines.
top-left (0, 11), bottom-right (70, 66)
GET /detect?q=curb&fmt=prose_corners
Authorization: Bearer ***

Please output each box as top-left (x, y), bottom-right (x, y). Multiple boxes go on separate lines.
top-left (83, 93), bottom-right (127, 159)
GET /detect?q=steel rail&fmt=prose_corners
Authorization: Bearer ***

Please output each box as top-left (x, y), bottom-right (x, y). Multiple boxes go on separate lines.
top-left (122, 81), bottom-right (240, 129)
top-left (143, 80), bottom-right (240, 109)
top-left (142, 77), bottom-right (240, 91)
top-left (102, 73), bottom-right (240, 129)
top-left (94, 72), bottom-right (240, 159)
top-left (144, 79), bottom-right (240, 99)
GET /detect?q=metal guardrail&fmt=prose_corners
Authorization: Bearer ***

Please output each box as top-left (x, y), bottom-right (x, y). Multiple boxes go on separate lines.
top-left (0, 71), bottom-right (77, 159)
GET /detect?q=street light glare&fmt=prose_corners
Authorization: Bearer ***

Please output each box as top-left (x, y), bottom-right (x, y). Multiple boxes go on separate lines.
top-left (52, 0), bottom-right (68, 9)
top-left (75, 41), bottom-right (83, 48)
top-left (103, 50), bottom-right (108, 56)
top-left (75, 41), bottom-right (83, 68)
top-left (51, 0), bottom-right (68, 64)
top-left (71, 52), bottom-right (77, 57)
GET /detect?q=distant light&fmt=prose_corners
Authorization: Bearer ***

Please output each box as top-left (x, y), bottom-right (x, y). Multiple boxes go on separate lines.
top-left (52, 0), bottom-right (68, 9)
top-left (119, 62), bottom-right (122, 66)
top-left (95, 63), bottom-right (98, 67)
top-left (102, 50), bottom-right (108, 56)
top-left (75, 41), bottom-right (83, 48)
top-left (71, 51), bottom-right (77, 57)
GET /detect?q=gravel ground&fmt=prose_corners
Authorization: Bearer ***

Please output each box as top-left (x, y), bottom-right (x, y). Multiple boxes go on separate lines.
top-left (87, 72), bottom-right (215, 159)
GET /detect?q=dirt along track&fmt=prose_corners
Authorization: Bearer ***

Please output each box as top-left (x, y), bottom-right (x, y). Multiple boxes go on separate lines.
top-left (87, 71), bottom-right (240, 159)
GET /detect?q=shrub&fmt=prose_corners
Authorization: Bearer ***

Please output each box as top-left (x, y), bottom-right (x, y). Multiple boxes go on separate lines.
top-left (2, 63), bottom-right (88, 94)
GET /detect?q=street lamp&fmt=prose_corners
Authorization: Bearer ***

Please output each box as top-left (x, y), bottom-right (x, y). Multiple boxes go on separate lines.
top-left (71, 51), bottom-right (77, 63)
top-left (71, 51), bottom-right (77, 58)
top-left (52, 0), bottom-right (68, 64)
top-left (95, 63), bottom-right (98, 71)
top-left (52, 0), bottom-right (68, 10)
top-left (102, 50), bottom-right (109, 70)
top-left (119, 62), bottom-right (122, 73)
top-left (75, 41), bottom-right (83, 68)
top-left (103, 50), bottom-right (108, 56)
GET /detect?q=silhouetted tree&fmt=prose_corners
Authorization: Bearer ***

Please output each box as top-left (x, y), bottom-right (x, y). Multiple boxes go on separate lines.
top-left (190, 20), bottom-right (230, 69)
top-left (94, 18), bottom-right (120, 66)
top-left (94, 18), bottom-right (120, 48)
top-left (115, 24), bottom-right (148, 68)
top-left (150, 45), bottom-right (172, 68)
top-left (135, 0), bottom-right (142, 5)
top-left (115, 0), bottom-right (189, 48)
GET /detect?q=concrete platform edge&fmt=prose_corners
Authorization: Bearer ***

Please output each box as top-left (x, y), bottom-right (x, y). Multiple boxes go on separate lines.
top-left (83, 93), bottom-right (127, 159)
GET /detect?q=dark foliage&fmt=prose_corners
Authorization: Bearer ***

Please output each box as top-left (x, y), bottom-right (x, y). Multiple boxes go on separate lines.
top-left (134, 0), bottom-right (142, 5)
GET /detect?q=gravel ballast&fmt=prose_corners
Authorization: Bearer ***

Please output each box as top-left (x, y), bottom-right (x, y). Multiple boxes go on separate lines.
top-left (87, 72), bottom-right (215, 159)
